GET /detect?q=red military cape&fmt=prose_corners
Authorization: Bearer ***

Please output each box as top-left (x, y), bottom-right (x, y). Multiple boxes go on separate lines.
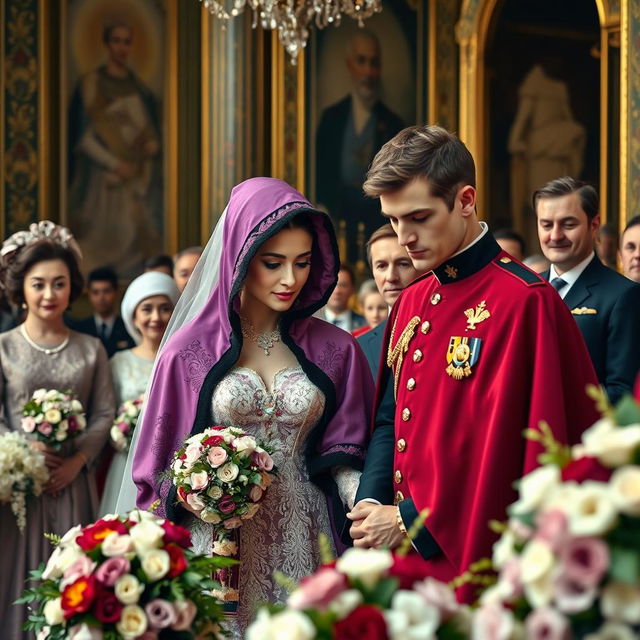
top-left (380, 233), bottom-right (600, 602)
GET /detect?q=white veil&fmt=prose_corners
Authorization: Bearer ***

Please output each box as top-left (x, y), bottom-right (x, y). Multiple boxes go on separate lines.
top-left (113, 207), bottom-right (229, 514)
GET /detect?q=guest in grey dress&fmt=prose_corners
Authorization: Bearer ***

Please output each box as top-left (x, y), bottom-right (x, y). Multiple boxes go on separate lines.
top-left (0, 227), bottom-right (115, 639)
top-left (100, 272), bottom-right (179, 514)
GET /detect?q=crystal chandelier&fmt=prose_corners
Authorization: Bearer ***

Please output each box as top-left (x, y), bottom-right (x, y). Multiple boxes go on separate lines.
top-left (201, 0), bottom-right (382, 62)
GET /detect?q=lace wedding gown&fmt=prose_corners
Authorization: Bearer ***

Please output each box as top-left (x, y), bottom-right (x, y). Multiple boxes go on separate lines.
top-left (190, 365), bottom-right (359, 635)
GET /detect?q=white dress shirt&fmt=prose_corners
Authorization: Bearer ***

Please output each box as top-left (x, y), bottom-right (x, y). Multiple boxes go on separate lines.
top-left (549, 251), bottom-right (594, 299)
top-left (324, 309), bottom-right (353, 331)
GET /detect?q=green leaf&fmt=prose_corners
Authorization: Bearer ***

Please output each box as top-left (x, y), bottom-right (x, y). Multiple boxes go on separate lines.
top-left (614, 394), bottom-right (640, 427)
top-left (608, 544), bottom-right (640, 585)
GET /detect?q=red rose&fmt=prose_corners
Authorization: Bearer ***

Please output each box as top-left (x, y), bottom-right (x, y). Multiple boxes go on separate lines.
top-left (177, 487), bottom-right (189, 503)
top-left (93, 587), bottom-right (123, 623)
top-left (165, 543), bottom-right (188, 578)
top-left (76, 519), bottom-right (129, 551)
top-left (388, 553), bottom-right (431, 589)
top-left (218, 495), bottom-right (236, 514)
top-left (203, 435), bottom-right (225, 447)
top-left (61, 575), bottom-right (98, 619)
top-left (334, 605), bottom-right (389, 640)
top-left (562, 456), bottom-right (613, 484)
top-left (162, 520), bottom-right (192, 547)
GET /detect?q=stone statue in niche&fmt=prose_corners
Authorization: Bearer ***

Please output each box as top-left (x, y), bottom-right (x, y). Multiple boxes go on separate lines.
top-left (508, 64), bottom-right (586, 225)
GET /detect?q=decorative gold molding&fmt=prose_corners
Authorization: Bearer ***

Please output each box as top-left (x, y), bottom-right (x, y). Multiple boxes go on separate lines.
top-left (166, 0), bottom-right (178, 255)
top-left (620, 0), bottom-right (628, 232)
top-left (0, 0), bottom-right (5, 241)
top-left (271, 32), bottom-right (285, 180)
top-left (37, 0), bottom-right (49, 221)
top-left (428, 0), bottom-right (437, 124)
top-left (200, 4), bottom-right (210, 243)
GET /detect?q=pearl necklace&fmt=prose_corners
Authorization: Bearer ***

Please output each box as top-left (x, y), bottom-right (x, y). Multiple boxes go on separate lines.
top-left (240, 318), bottom-right (281, 356)
top-left (20, 324), bottom-right (70, 355)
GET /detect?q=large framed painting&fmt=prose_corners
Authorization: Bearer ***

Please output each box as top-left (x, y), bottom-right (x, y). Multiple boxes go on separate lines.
top-left (305, 0), bottom-right (426, 269)
top-left (60, 0), bottom-right (176, 277)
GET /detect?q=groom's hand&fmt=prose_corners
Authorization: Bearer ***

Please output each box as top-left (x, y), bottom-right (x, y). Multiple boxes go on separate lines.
top-left (347, 503), bottom-right (404, 550)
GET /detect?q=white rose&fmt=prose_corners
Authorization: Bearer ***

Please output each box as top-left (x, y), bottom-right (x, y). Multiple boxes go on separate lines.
top-left (213, 539), bottom-right (238, 555)
top-left (75, 414), bottom-right (86, 430)
top-left (582, 419), bottom-right (640, 467)
top-left (492, 530), bottom-right (517, 571)
top-left (542, 481), bottom-right (580, 512)
top-left (584, 622), bottom-right (638, 640)
top-left (68, 623), bottom-right (103, 640)
top-left (601, 582), bottom-right (640, 625)
top-left (523, 569), bottom-right (554, 610)
top-left (232, 435), bottom-right (257, 457)
top-left (329, 589), bottom-right (363, 619)
top-left (60, 524), bottom-right (82, 547)
top-left (217, 462), bottom-right (240, 483)
top-left (44, 390), bottom-right (58, 400)
top-left (33, 388), bottom-right (47, 402)
top-left (201, 509), bottom-right (222, 524)
top-left (116, 604), bottom-right (148, 640)
top-left (568, 481), bottom-right (618, 536)
top-left (43, 597), bottom-right (64, 626)
top-left (55, 429), bottom-right (67, 442)
top-left (141, 549), bottom-right (170, 581)
top-left (125, 404), bottom-right (138, 418)
top-left (207, 485), bottom-right (223, 500)
top-left (130, 519), bottom-right (165, 552)
top-left (385, 591), bottom-right (441, 640)
top-left (189, 471), bottom-right (209, 491)
top-left (609, 466), bottom-right (640, 516)
top-left (186, 492), bottom-right (206, 511)
top-left (114, 574), bottom-right (145, 605)
top-left (510, 466), bottom-right (560, 515)
top-left (519, 540), bottom-right (554, 585)
top-left (101, 532), bottom-right (133, 557)
top-left (58, 419), bottom-right (68, 432)
top-left (70, 399), bottom-right (83, 412)
top-left (128, 509), bottom-right (162, 524)
top-left (172, 458), bottom-right (185, 474)
top-left (42, 545), bottom-right (83, 580)
top-left (335, 547), bottom-right (393, 588)
top-left (44, 409), bottom-right (62, 424)
top-left (250, 609), bottom-right (315, 640)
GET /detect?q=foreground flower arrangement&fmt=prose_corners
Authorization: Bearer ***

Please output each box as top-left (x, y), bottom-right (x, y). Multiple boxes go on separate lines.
top-left (246, 543), bottom-right (471, 640)
top-left (110, 395), bottom-right (144, 453)
top-left (474, 389), bottom-right (640, 639)
top-left (0, 431), bottom-right (49, 532)
top-left (19, 510), bottom-right (233, 639)
top-left (21, 388), bottom-right (86, 450)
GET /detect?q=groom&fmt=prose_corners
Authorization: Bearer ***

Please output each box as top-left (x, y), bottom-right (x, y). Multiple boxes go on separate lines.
top-left (349, 125), bottom-right (599, 601)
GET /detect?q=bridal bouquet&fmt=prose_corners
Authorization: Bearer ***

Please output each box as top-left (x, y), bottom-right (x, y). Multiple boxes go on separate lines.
top-left (21, 389), bottom-right (86, 450)
top-left (246, 544), bottom-right (471, 640)
top-left (471, 389), bottom-right (640, 639)
top-left (168, 425), bottom-right (277, 602)
top-left (18, 509), bottom-right (232, 639)
top-left (110, 395), bottom-right (144, 453)
top-left (0, 431), bottom-right (49, 532)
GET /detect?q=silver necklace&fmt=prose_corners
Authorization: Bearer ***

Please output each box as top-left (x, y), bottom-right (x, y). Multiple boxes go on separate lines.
top-left (20, 324), bottom-right (70, 355)
top-left (240, 318), bottom-right (281, 356)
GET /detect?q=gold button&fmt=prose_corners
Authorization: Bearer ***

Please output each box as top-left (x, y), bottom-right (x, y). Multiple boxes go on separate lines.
top-left (397, 438), bottom-right (407, 452)
top-left (412, 349), bottom-right (423, 363)
top-left (431, 293), bottom-right (441, 305)
top-left (500, 256), bottom-right (512, 263)
top-left (406, 378), bottom-right (416, 391)
top-left (401, 408), bottom-right (411, 422)
top-left (395, 490), bottom-right (405, 503)
top-left (421, 321), bottom-right (431, 334)
top-left (394, 470), bottom-right (403, 484)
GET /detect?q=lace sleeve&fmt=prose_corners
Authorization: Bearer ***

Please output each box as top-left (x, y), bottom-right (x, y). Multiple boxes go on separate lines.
top-left (331, 466), bottom-right (362, 510)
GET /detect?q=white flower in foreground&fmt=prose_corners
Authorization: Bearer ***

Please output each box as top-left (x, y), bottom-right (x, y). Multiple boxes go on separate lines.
top-left (568, 482), bottom-right (618, 536)
top-left (116, 604), bottom-right (148, 639)
top-left (43, 598), bottom-right (64, 626)
top-left (609, 466), bottom-right (640, 516)
top-left (114, 574), bottom-right (145, 605)
top-left (472, 602), bottom-right (518, 640)
top-left (335, 547), bottom-right (393, 588)
top-left (584, 622), bottom-right (638, 640)
top-left (68, 624), bottom-right (103, 640)
top-left (510, 466), bottom-right (560, 515)
top-left (129, 519), bottom-right (165, 552)
top-left (101, 532), bottom-right (133, 557)
top-left (141, 549), bottom-right (170, 581)
top-left (601, 582), bottom-right (640, 625)
top-left (384, 590), bottom-right (440, 640)
top-left (245, 608), bottom-right (315, 640)
top-left (582, 418), bottom-right (640, 467)
top-left (216, 462), bottom-right (240, 483)
top-left (492, 530), bottom-right (517, 570)
top-left (328, 589), bottom-right (363, 619)
top-left (520, 540), bottom-right (554, 584)
top-left (542, 481), bottom-right (580, 513)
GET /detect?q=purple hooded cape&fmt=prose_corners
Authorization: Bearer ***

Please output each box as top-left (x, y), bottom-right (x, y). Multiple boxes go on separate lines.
top-left (133, 177), bottom-right (374, 545)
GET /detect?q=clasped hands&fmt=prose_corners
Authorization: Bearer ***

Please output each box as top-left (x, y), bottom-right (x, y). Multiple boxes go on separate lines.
top-left (347, 502), bottom-right (405, 550)
top-left (30, 441), bottom-right (86, 497)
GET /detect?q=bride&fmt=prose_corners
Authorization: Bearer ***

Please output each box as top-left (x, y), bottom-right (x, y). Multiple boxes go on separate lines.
top-left (120, 177), bottom-right (374, 633)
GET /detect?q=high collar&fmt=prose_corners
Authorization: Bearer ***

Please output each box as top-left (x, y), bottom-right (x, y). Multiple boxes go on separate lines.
top-left (432, 227), bottom-right (502, 285)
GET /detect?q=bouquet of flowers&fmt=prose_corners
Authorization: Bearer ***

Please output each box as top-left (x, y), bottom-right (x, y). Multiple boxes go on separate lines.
top-left (167, 425), bottom-right (276, 602)
top-left (0, 431), bottom-right (49, 532)
top-left (18, 509), bottom-right (233, 639)
top-left (472, 388), bottom-right (640, 639)
top-left (110, 395), bottom-right (144, 453)
top-left (246, 542), bottom-right (471, 640)
top-left (21, 389), bottom-right (86, 450)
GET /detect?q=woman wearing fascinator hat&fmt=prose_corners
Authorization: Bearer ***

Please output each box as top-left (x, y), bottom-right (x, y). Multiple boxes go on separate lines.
top-left (0, 221), bottom-right (115, 638)
top-left (117, 178), bottom-right (374, 634)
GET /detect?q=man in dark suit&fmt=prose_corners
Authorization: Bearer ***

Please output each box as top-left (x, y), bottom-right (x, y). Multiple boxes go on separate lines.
top-left (535, 177), bottom-right (640, 404)
top-left (316, 30), bottom-right (404, 265)
top-left (317, 265), bottom-right (366, 332)
top-left (71, 266), bottom-right (135, 357)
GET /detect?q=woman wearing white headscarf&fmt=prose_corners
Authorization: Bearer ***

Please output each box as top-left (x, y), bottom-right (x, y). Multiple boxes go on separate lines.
top-left (100, 272), bottom-right (180, 514)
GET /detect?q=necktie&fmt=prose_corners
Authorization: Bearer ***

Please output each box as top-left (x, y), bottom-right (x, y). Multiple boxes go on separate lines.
top-left (99, 322), bottom-right (108, 341)
top-left (550, 277), bottom-right (567, 293)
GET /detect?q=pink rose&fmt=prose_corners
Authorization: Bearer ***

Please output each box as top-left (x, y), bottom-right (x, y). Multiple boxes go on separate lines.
top-left (252, 450), bottom-right (274, 472)
top-left (223, 517), bottom-right (242, 529)
top-left (117, 421), bottom-right (129, 434)
top-left (185, 492), bottom-right (205, 511)
top-left (249, 485), bottom-right (264, 502)
top-left (183, 443), bottom-right (203, 468)
top-left (38, 422), bottom-right (53, 436)
top-left (496, 557), bottom-right (524, 601)
top-left (21, 416), bottom-right (36, 433)
top-left (60, 556), bottom-right (97, 590)
top-left (145, 599), bottom-right (177, 629)
top-left (413, 577), bottom-right (460, 620)
top-left (171, 600), bottom-right (197, 631)
top-left (559, 536), bottom-right (609, 588)
top-left (207, 446), bottom-right (228, 468)
top-left (535, 510), bottom-right (569, 552)
top-left (288, 567), bottom-right (348, 610)
top-left (218, 495), bottom-right (236, 514)
top-left (525, 607), bottom-right (570, 640)
top-left (472, 603), bottom-right (516, 640)
top-left (553, 574), bottom-right (598, 615)
top-left (190, 471), bottom-right (209, 491)
top-left (94, 556), bottom-right (130, 587)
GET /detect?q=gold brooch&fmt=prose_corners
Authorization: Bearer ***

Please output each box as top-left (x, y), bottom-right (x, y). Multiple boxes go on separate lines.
top-left (444, 264), bottom-right (458, 279)
top-left (571, 307), bottom-right (597, 315)
top-left (464, 300), bottom-right (491, 330)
